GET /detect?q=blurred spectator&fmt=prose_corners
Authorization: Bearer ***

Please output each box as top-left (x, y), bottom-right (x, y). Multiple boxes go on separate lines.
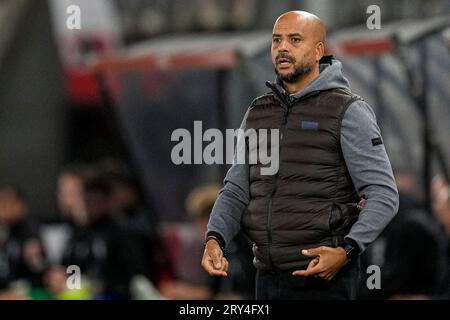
top-left (0, 185), bottom-right (47, 298)
top-left (358, 173), bottom-right (448, 299)
top-left (160, 184), bottom-right (254, 299)
top-left (59, 172), bottom-right (114, 298)
top-left (53, 160), bottom-right (171, 299)
top-left (186, 184), bottom-right (255, 299)
top-left (432, 175), bottom-right (450, 298)
top-left (102, 170), bottom-right (170, 299)
top-left (38, 163), bottom-right (96, 300)
top-left (54, 163), bottom-right (92, 266)
top-left (57, 163), bottom-right (91, 228)
top-left (432, 176), bottom-right (450, 236)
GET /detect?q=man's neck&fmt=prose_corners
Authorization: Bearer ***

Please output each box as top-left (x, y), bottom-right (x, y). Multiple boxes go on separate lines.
top-left (283, 67), bottom-right (320, 94)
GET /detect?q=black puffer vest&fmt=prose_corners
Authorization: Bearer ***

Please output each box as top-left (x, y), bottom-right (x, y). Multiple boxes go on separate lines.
top-left (241, 83), bottom-right (362, 271)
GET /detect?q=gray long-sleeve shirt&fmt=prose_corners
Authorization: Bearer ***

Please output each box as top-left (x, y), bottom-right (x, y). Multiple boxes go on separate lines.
top-left (207, 57), bottom-right (399, 252)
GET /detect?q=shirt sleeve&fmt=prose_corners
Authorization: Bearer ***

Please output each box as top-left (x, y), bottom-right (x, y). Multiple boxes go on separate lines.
top-left (341, 100), bottom-right (399, 252)
top-left (206, 109), bottom-right (250, 247)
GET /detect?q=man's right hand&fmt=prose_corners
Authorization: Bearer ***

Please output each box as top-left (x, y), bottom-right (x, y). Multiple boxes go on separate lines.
top-left (201, 239), bottom-right (229, 277)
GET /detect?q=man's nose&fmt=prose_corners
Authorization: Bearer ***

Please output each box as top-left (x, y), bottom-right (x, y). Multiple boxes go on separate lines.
top-left (278, 38), bottom-right (290, 51)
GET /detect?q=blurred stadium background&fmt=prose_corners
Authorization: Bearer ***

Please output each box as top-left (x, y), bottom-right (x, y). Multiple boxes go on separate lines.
top-left (0, 0), bottom-right (449, 300)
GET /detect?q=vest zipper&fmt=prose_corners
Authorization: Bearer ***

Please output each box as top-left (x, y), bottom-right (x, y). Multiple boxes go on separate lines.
top-left (263, 84), bottom-right (319, 270)
top-left (266, 98), bottom-right (292, 271)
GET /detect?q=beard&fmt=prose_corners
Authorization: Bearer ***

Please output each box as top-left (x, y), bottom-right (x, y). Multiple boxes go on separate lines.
top-left (274, 53), bottom-right (313, 83)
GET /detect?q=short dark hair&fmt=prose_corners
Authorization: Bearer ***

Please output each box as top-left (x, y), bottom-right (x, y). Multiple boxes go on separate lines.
top-left (84, 174), bottom-right (112, 196)
top-left (60, 162), bottom-right (92, 181)
top-left (0, 184), bottom-right (27, 202)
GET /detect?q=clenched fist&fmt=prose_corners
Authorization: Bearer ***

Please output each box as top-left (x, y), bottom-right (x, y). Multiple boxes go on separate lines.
top-left (201, 239), bottom-right (229, 277)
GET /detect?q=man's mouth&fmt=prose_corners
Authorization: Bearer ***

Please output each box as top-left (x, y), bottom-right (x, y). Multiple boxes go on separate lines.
top-left (276, 56), bottom-right (294, 68)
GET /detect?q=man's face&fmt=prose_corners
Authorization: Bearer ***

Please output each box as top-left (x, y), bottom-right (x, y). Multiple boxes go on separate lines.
top-left (84, 190), bottom-right (109, 221)
top-left (0, 188), bottom-right (27, 224)
top-left (57, 174), bottom-right (83, 214)
top-left (271, 16), bottom-right (318, 83)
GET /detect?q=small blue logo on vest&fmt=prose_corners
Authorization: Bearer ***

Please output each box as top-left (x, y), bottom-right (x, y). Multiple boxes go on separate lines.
top-left (301, 120), bottom-right (319, 130)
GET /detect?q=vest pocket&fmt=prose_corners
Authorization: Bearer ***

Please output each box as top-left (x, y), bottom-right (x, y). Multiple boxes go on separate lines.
top-left (329, 203), bottom-right (343, 233)
top-left (329, 202), bottom-right (360, 235)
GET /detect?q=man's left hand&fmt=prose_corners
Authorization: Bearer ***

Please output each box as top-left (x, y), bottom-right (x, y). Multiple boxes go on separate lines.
top-left (292, 246), bottom-right (348, 281)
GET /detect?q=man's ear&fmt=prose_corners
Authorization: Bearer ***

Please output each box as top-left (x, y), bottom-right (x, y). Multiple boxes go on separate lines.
top-left (315, 42), bottom-right (325, 62)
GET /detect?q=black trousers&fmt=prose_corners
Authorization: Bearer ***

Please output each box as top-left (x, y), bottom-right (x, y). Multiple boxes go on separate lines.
top-left (255, 260), bottom-right (360, 300)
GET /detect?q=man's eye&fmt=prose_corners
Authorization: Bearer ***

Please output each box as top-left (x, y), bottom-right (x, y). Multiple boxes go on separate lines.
top-left (292, 38), bottom-right (301, 43)
top-left (272, 38), bottom-right (281, 43)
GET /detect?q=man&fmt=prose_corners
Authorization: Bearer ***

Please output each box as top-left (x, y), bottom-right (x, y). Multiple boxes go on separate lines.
top-left (201, 11), bottom-right (399, 300)
top-left (0, 185), bottom-right (47, 293)
top-left (432, 176), bottom-right (450, 299)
